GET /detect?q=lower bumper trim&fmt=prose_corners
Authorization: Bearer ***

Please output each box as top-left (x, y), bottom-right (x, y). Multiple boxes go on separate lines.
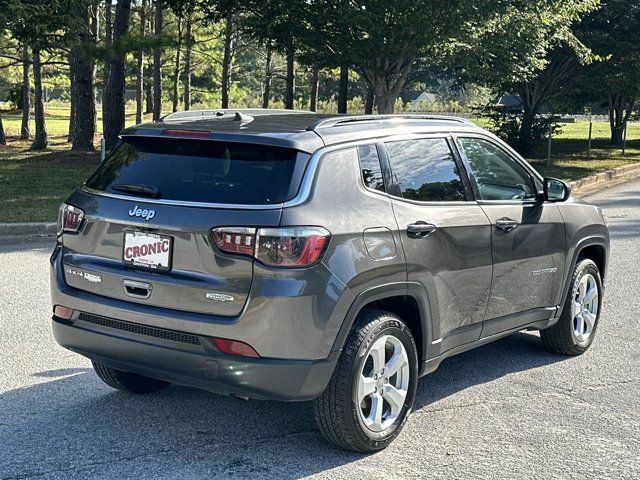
top-left (52, 317), bottom-right (338, 401)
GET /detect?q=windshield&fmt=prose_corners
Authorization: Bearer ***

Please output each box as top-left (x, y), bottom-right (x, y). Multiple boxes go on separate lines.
top-left (85, 137), bottom-right (310, 205)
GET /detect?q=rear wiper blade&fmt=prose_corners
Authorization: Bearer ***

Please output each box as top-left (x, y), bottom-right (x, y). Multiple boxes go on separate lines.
top-left (112, 183), bottom-right (161, 199)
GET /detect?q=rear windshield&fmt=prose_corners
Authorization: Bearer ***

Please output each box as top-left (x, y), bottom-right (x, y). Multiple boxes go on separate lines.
top-left (85, 137), bottom-right (310, 205)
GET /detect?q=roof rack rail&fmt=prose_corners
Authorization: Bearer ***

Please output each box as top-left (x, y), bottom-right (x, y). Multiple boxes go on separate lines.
top-left (160, 108), bottom-right (311, 123)
top-left (306, 114), bottom-right (475, 131)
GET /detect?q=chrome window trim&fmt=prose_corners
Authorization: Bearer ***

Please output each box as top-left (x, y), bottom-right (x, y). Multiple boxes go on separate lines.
top-left (80, 186), bottom-right (286, 210)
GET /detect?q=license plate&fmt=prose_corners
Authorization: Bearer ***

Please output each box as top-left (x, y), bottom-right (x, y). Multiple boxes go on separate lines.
top-left (123, 231), bottom-right (172, 270)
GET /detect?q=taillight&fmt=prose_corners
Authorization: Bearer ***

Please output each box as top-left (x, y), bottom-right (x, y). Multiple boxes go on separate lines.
top-left (212, 227), bottom-right (256, 256)
top-left (210, 226), bottom-right (330, 268)
top-left (213, 337), bottom-right (260, 358)
top-left (58, 203), bottom-right (85, 233)
top-left (255, 227), bottom-right (330, 267)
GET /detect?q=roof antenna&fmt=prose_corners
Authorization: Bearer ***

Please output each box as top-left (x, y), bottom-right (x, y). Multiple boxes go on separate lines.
top-left (233, 111), bottom-right (254, 126)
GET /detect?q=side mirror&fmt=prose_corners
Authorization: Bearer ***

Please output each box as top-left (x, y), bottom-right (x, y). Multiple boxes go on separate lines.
top-left (544, 177), bottom-right (571, 202)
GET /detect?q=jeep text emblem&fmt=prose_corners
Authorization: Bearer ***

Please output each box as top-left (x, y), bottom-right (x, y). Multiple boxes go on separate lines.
top-left (129, 205), bottom-right (156, 221)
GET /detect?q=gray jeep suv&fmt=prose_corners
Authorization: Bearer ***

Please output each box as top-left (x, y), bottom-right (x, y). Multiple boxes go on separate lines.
top-left (51, 110), bottom-right (609, 451)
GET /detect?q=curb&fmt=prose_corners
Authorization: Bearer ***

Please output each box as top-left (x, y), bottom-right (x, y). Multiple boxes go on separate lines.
top-left (0, 222), bottom-right (57, 243)
top-left (569, 162), bottom-right (640, 197)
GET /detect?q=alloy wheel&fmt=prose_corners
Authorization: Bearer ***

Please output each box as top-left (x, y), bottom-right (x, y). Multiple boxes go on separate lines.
top-left (573, 273), bottom-right (599, 343)
top-left (357, 335), bottom-right (410, 432)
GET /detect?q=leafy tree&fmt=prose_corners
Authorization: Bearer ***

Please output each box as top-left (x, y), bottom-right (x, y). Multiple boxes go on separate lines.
top-left (0, 0), bottom-right (72, 149)
top-left (451, 0), bottom-right (599, 153)
top-left (577, 0), bottom-right (640, 145)
top-left (310, 0), bottom-right (503, 114)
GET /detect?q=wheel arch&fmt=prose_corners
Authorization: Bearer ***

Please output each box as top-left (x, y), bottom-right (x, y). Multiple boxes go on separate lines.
top-left (330, 282), bottom-right (433, 369)
top-left (558, 235), bottom-right (609, 317)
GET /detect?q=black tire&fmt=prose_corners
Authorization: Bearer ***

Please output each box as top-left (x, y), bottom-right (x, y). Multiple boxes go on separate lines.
top-left (313, 309), bottom-right (418, 452)
top-left (541, 259), bottom-right (603, 355)
top-left (92, 361), bottom-right (170, 394)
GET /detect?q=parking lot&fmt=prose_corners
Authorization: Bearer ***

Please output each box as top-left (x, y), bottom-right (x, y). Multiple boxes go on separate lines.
top-left (1, 178), bottom-right (639, 480)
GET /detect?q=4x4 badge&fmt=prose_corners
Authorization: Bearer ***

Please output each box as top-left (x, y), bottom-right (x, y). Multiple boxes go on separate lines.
top-left (129, 205), bottom-right (156, 221)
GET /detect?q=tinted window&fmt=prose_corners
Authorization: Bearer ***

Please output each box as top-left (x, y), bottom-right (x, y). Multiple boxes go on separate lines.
top-left (358, 144), bottom-right (385, 192)
top-left (385, 138), bottom-right (465, 202)
top-left (457, 137), bottom-right (536, 201)
top-left (85, 137), bottom-right (309, 205)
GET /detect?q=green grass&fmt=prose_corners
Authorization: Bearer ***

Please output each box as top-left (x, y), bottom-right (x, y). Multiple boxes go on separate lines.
top-left (1, 107), bottom-right (639, 223)
top-left (0, 138), bottom-right (99, 223)
top-left (0, 106), bottom-right (148, 223)
top-left (529, 122), bottom-right (640, 181)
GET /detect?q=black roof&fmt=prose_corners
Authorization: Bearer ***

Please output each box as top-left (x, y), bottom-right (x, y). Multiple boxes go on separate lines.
top-left (120, 109), bottom-right (481, 153)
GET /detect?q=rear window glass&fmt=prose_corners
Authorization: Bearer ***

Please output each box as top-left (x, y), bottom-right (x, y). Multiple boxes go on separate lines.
top-left (85, 137), bottom-right (310, 205)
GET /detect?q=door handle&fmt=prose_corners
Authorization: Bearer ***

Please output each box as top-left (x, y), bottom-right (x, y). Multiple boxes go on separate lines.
top-left (407, 222), bottom-right (437, 238)
top-left (123, 279), bottom-right (152, 299)
top-left (495, 217), bottom-right (518, 232)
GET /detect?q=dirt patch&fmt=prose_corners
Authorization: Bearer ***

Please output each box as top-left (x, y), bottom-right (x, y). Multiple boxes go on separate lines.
top-left (1, 136), bottom-right (101, 167)
top-left (26, 149), bottom-right (100, 167)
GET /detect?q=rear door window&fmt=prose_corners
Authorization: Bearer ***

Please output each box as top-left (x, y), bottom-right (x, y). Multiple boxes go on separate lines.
top-left (85, 137), bottom-right (310, 205)
top-left (385, 138), bottom-right (466, 202)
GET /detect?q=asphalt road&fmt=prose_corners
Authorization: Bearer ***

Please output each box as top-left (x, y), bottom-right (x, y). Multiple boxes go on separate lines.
top-left (1, 179), bottom-right (639, 480)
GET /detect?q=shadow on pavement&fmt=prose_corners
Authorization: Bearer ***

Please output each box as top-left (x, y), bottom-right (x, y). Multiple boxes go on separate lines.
top-left (0, 331), bottom-right (566, 479)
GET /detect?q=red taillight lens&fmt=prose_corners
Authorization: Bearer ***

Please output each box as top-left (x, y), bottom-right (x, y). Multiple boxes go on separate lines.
top-left (162, 130), bottom-right (211, 138)
top-left (58, 204), bottom-right (84, 233)
top-left (53, 305), bottom-right (74, 319)
top-left (255, 227), bottom-right (330, 267)
top-left (211, 226), bottom-right (331, 268)
top-left (213, 337), bottom-right (260, 358)
top-left (161, 129), bottom-right (211, 138)
top-left (212, 227), bottom-right (256, 256)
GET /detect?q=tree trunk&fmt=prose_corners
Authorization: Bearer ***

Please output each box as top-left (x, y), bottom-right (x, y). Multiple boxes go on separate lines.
top-left (72, 2), bottom-right (98, 151)
top-left (0, 113), bottom-right (6, 146)
top-left (284, 44), bottom-right (295, 110)
top-left (135, 0), bottom-right (147, 124)
top-left (20, 44), bottom-right (30, 139)
top-left (608, 93), bottom-right (634, 146)
top-left (221, 11), bottom-right (233, 109)
top-left (309, 66), bottom-right (319, 112)
top-left (518, 107), bottom-right (537, 154)
top-left (68, 51), bottom-right (78, 143)
top-left (337, 65), bottom-right (348, 113)
top-left (91, 1), bottom-right (99, 136)
top-left (262, 41), bottom-right (272, 109)
top-left (104, 0), bottom-right (113, 92)
top-left (172, 15), bottom-right (183, 112)
top-left (30, 47), bottom-right (47, 150)
top-left (145, 67), bottom-right (153, 113)
top-left (364, 87), bottom-right (374, 114)
top-left (183, 12), bottom-right (192, 111)
top-left (363, 60), bottom-right (414, 115)
top-left (374, 89), bottom-right (395, 114)
top-left (103, 0), bottom-right (132, 150)
top-left (152, 0), bottom-right (163, 120)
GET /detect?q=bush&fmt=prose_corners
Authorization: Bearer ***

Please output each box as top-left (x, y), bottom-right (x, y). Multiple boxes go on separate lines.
top-left (481, 104), bottom-right (562, 154)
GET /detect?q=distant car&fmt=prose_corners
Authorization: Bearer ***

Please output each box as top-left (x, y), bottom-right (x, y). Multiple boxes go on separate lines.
top-left (51, 110), bottom-right (609, 451)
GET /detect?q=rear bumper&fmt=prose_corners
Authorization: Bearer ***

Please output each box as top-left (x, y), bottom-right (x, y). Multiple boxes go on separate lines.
top-left (53, 315), bottom-right (338, 401)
